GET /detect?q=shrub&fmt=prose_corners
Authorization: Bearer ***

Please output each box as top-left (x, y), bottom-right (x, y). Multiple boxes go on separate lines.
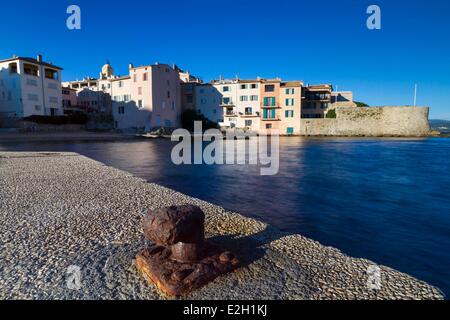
top-left (181, 109), bottom-right (219, 132)
top-left (326, 109), bottom-right (337, 119)
top-left (355, 101), bottom-right (370, 107)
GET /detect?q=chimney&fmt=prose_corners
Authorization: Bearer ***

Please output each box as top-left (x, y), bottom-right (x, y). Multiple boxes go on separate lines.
top-left (129, 63), bottom-right (134, 69)
top-left (37, 54), bottom-right (43, 63)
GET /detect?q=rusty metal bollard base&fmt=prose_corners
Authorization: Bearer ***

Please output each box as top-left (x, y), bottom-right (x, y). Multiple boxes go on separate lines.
top-left (136, 244), bottom-right (239, 297)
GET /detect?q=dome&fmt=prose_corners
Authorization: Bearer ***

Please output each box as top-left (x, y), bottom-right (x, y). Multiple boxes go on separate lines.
top-left (101, 62), bottom-right (114, 78)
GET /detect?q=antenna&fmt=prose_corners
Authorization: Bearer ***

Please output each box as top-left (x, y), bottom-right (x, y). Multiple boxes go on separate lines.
top-left (414, 84), bottom-right (418, 107)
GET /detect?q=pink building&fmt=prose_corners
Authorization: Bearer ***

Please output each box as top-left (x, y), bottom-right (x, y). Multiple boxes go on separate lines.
top-left (112, 63), bottom-right (182, 131)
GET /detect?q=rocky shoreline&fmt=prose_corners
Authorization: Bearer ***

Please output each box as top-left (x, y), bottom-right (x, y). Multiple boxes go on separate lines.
top-left (0, 152), bottom-right (444, 300)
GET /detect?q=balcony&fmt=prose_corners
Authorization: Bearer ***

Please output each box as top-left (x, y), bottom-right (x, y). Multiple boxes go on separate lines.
top-left (261, 103), bottom-right (281, 109)
top-left (261, 117), bottom-right (281, 121)
top-left (240, 112), bottom-right (259, 117)
top-left (220, 99), bottom-right (235, 107)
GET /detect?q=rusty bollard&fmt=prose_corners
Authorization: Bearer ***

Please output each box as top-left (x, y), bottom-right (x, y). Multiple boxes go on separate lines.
top-left (136, 205), bottom-right (239, 297)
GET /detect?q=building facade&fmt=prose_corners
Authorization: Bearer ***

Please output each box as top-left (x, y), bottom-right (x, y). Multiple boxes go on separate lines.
top-left (63, 62), bottom-right (116, 114)
top-left (61, 87), bottom-right (81, 114)
top-left (279, 81), bottom-right (302, 135)
top-left (0, 55), bottom-right (63, 118)
top-left (301, 84), bottom-right (332, 119)
top-left (112, 63), bottom-right (182, 130)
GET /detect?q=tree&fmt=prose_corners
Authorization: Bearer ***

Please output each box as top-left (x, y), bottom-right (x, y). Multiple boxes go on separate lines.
top-left (181, 109), bottom-right (219, 132)
top-left (355, 101), bottom-right (370, 107)
top-left (326, 109), bottom-right (337, 119)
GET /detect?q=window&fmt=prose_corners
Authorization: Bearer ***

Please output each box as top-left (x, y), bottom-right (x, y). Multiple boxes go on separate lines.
top-left (143, 73), bottom-right (148, 81)
top-left (265, 85), bottom-right (275, 92)
top-left (222, 97), bottom-right (232, 105)
top-left (322, 103), bottom-right (329, 109)
top-left (133, 74), bottom-right (137, 82)
top-left (28, 94), bottom-right (38, 101)
top-left (167, 91), bottom-right (170, 99)
top-left (263, 108), bottom-right (276, 119)
top-left (245, 120), bottom-right (253, 127)
top-left (35, 105), bottom-right (41, 111)
top-left (124, 95), bottom-right (131, 102)
top-left (49, 96), bottom-right (58, 104)
top-left (45, 68), bottom-right (58, 80)
top-left (26, 79), bottom-right (38, 87)
top-left (201, 99), bottom-right (207, 104)
top-left (24, 64), bottom-right (39, 77)
top-left (285, 98), bottom-right (294, 106)
top-left (138, 87), bottom-right (142, 95)
top-left (251, 83), bottom-right (259, 89)
top-left (48, 83), bottom-right (57, 90)
top-left (186, 95), bottom-right (193, 103)
top-left (223, 86), bottom-right (230, 92)
top-left (138, 100), bottom-right (143, 109)
top-left (240, 96), bottom-right (248, 102)
top-left (8, 63), bottom-right (18, 74)
top-left (266, 124), bottom-right (272, 129)
top-left (240, 84), bottom-right (247, 90)
top-left (250, 95), bottom-right (258, 101)
top-left (162, 101), bottom-right (166, 109)
top-left (286, 88), bottom-right (294, 94)
top-left (287, 127), bottom-right (294, 135)
top-left (165, 120), bottom-right (172, 127)
top-left (7, 91), bottom-right (12, 101)
top-left (118, 106), bottom-right (125, 114)
top-left (118, 81), bottom-right (123, 88)
top-left (285, 110), bottom-right (294, 118)
top-left (263, 97), bottom-right (276, 107)
top-left (245, 107), bottom-right (252, 115)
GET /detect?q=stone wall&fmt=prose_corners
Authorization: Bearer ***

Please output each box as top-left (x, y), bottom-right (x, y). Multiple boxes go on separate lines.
top-left (300, 106), bottom-right (431, 137)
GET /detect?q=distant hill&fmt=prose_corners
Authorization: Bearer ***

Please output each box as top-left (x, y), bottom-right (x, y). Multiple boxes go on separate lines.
top-left (430, 119), bottom-right (450, 133)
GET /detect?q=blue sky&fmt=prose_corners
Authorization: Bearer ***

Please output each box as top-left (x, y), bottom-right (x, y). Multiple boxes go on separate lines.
top-left (1, 0), bottom-right (450, 119)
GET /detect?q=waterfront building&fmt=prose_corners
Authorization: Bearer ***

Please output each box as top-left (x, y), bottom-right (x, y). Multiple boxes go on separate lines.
top-left (331, 91), bottom-right (356, 107)
top-left (301, 84), bottom-right (332, 119)
top-left (63, 62), bottom-right (116, 114)
top-left (112, 63), bottom-right (182, 130)
top-left (259, 79), bottom-right (283, 134)
top-left (235, 79), bottom-right (262, 132)
top-left (179, 68), bottom-right (203, 112)
top-left (195, 77), bottom-right (308, 135)
top-left (194, 84), bottom-right (223, 124)
top-left (66, 62), bottom-right (183, 131)
top-left (61, 87), bottom-right (82, 114)
top-left (279, 81), bottom-right (303, 135)
top-left (0, 55), bottom-right (63, 118)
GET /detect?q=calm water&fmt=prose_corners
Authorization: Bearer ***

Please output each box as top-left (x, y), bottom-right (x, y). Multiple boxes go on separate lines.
top-left (1, 137), bottom-right (449, 297)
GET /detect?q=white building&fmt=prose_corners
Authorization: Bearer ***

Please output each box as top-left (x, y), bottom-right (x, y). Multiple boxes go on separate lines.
top-left (195, 84), bottom-right (223, 124)
top-left (234, 80), bottom-right (261, 132)
top-left (0, 55), bottom-right (63, 118)
top-left (195, 78), bottom-right (262, 132)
